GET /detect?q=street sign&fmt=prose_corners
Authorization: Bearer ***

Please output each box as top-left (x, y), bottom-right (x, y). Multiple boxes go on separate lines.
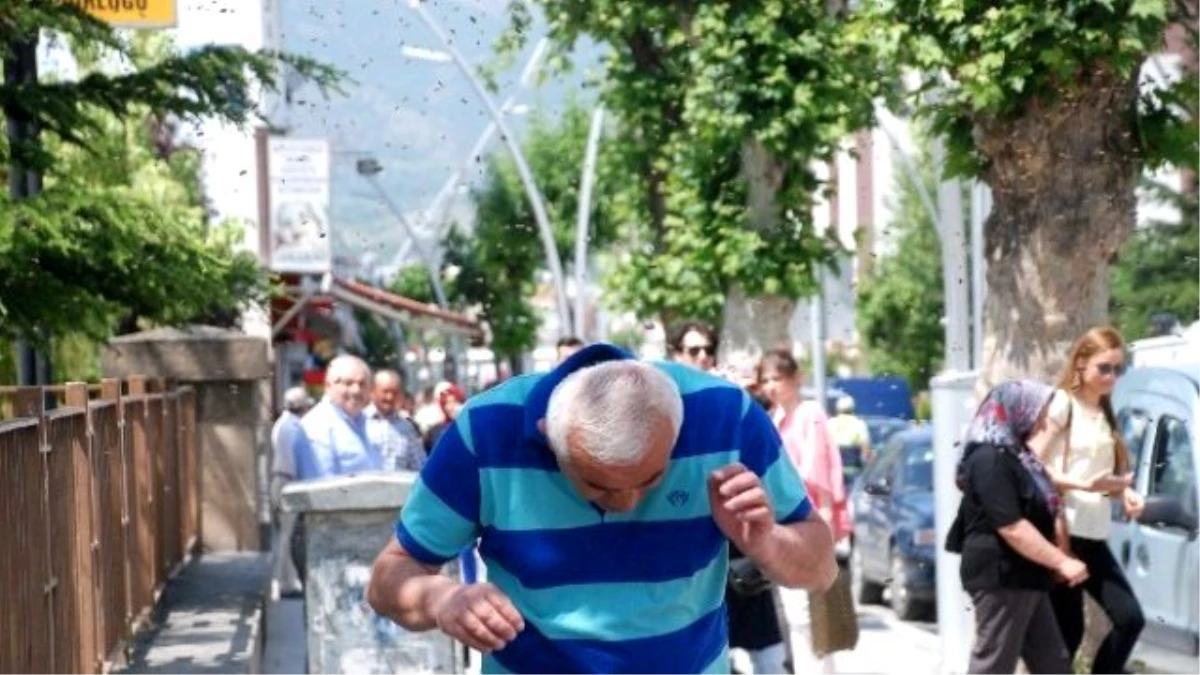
top-left (66, 0), bottom-right (178, 29)
top-left (268, 138), bottom-right (333, 274)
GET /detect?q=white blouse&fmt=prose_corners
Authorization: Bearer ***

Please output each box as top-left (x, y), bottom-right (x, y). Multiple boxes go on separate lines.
top-left (1044, 390), bottom-right (1117, 540)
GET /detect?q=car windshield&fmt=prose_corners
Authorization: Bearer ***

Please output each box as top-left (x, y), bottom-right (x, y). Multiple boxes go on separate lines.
top-left (866, 418), bottom-right (910, 448)
top-left (899, 441), bottom-right (934, 492)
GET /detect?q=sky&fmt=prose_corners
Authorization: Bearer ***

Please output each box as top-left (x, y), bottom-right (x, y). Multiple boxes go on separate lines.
top-left (270, 0), bottom-right (601, 272)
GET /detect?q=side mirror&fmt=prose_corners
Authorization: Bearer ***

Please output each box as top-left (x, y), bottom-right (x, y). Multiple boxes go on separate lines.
top-left (1138, 495), bottom-right (1199, 538)
top-left (864, 480), bottom-right (892, 497)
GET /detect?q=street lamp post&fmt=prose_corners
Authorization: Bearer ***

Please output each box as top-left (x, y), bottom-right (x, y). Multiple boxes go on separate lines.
top-left (355, 158), bottom-right (450, 310)
top-left (572, 105), bottom-right (605, 339)
top-left (407, 0), bottom-right (572, 335)
top-left (384, 39), bottom-right (547, 276)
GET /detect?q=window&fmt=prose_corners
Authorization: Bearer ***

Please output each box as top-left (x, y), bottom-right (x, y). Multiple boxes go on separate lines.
top-left (1117, 407), bottom-right (1152, 475)
top-left (895, 441), bottom-right (934, 493)
top-left (1148, 416), bottom-right (1196, 518)
top-left (860, 438), bottom-right (901, 488)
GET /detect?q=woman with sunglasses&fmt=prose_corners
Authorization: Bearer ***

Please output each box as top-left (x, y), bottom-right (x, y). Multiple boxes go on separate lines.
top-left (1027, 326), bottom-right (1145, 673)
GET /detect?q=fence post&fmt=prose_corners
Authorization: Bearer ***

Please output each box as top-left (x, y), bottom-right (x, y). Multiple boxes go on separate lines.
top-left (64, 382), bottom-right (104, 672)
top-left (99, 379), bottom-right (132, 656)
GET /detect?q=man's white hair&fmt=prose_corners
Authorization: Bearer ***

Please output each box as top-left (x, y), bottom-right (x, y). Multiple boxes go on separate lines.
top-left (545, 361), bottom-right (684, 466)
top-left (325, 354), bottom-right (370, 385)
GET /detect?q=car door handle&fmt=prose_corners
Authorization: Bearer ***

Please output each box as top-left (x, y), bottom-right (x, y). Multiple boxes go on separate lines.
top-left (1135, 543), bottom-right (1150, 569)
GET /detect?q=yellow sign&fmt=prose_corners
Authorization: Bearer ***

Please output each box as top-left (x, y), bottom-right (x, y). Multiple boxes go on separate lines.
top-left (67, 0), bottom-right (178, 29)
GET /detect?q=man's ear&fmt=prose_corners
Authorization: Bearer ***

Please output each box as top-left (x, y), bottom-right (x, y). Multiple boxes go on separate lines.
top-left (537, 418), bottom-right (547, 435)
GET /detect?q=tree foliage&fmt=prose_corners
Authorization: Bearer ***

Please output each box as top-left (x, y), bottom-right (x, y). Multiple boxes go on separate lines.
top-left (0, 1), bottom-right (340, 343)
top-left (1110, 179), bottom-right (1200, 339)
top-left (501, 0), bottom-right (891, 326)
top-left (857, 136), bottom-right (945, 392)
top-left (860, 0), bottom-right (1195, 178)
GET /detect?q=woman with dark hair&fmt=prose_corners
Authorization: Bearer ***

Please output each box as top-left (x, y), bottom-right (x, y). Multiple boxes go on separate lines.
top-left (668, 320), bottom-right (719, 372)
top-left (1028, 326), bottom-right (1145, 673)
top-left (951, 380), bottom-right (1087, 674)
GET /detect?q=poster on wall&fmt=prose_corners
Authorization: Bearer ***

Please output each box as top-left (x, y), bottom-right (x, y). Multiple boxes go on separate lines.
top-left (268, 138), bottom-right (332, 274)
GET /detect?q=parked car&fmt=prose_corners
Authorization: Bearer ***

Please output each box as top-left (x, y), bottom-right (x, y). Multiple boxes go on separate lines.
top-left (863, 415), bottom-right (912, 456)
top-left (1109, 364), bottom-right (1199, 656)
top-left (849, 426), bottom-right (937, 621)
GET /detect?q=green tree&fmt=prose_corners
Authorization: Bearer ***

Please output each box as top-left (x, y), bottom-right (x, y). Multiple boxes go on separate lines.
top-left (1110, 179), bottom-right (1200, 339)
top-left (500, 1), bottom-right (890, 356)
top-left (861, 0), bottom-right (1198, 384)
top-left (857, 139), bottom-right (945, 392)
top-left (0, 2), bottom-right (338, 347)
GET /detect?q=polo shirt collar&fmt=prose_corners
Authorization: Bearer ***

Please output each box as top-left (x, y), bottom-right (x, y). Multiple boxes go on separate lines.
top-left (522, 342), bottom-right (634, 446)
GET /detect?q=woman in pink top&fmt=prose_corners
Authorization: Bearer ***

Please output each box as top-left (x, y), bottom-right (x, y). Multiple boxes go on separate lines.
top-left (759, 349), bottom-right (852, 541)
top-left (759, 348), bottom-right (853, 673)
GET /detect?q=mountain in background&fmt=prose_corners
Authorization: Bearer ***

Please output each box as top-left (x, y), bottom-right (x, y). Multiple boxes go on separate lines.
top-left (275, 0), bottom-right (600, 276)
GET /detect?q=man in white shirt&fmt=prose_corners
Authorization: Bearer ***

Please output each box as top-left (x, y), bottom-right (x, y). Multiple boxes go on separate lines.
top-left (270, 386), bottom-right (313, 597)
top-left (365, 369), bottom-right (427, 471)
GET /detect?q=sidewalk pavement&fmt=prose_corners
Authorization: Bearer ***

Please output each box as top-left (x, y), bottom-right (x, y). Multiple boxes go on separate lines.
top-left (117, 552), bottom-right (268, 675)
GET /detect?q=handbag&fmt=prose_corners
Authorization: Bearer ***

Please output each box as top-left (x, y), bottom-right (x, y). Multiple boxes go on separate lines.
top-left (727, 556), bottom-right (772, 597)
top-left (808, 562), bottom-right (860, 656)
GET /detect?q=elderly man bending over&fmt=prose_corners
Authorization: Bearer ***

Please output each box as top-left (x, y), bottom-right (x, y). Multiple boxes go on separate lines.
top-left (367, 344), bottom-right (837, 674)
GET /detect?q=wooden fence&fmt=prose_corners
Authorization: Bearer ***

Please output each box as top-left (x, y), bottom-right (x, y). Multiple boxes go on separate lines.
top-left (0, 378), bottom-right (200, 674)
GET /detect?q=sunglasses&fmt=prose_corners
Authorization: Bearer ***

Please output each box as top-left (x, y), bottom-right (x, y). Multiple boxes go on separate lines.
top-left (685, 345), bottom-right (714, 358)
top-left (1094, 363), bottom-right (1125, 377)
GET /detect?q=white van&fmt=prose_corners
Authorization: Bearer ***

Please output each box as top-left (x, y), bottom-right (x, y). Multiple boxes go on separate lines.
top-left (1110, 364), bottom-right (1199, 656)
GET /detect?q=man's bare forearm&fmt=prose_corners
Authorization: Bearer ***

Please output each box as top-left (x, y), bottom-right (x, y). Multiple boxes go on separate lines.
top-left (749, 512), bottom-right (838, 592)
top-left (367, 540), bottom-right (460, 630)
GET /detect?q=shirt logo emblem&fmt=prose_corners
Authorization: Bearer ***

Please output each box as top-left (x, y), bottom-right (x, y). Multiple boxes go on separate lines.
top-left (668, 490), bottom-right (690, 507)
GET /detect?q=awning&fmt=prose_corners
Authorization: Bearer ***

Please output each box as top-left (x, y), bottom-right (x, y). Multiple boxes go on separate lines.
top-left (328, 278), bottom-right (482, 340)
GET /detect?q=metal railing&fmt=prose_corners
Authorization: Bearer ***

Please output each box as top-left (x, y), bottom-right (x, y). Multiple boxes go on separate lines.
top-left (0, 377), bottom-right (200, 674)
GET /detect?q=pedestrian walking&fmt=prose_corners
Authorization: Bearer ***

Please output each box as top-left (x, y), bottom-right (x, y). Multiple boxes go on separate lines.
top-left (1028, 326), bottom-right (1145, 674)
top-left (948, 379), bottom-right (1086, 674)
top-left (759, 349), bottom-right (856, 674)
top-left (366, 343), bottom-right (837, 674)
top-left (269, 386), bottom-right (313, 597)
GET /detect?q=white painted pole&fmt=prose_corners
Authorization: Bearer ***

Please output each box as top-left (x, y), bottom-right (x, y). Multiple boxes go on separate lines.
top-left (932, 369), bottom-right (979, 674)
top-left (969, 183), bottom-right (990, 369)
top-left (408, 0), bottom-right (572, 335)
top-left (363, 173), bottom-right (450, 310)
top-left (934, 139), bottom-right (972, 371)
top-left (811, 267), bottom-right (828, 409)
top-left (572, 105), bottom-right (605, 338)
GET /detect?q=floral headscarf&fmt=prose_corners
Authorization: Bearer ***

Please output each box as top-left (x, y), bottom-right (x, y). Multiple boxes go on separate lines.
top-left (956, 380), bottom-right (1060, 514)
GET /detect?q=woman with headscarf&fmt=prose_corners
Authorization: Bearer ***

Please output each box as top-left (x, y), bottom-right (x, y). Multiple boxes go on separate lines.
top-left (947, 380), bottom-right (1090, 674)
top-left (423, 381), bottom-right (466, 453)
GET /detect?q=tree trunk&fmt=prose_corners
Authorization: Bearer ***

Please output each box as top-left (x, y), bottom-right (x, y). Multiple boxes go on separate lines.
top-left (719, 140), bottom-right (798, 363)
top-left (978, 66), bottom-right (1141, 388)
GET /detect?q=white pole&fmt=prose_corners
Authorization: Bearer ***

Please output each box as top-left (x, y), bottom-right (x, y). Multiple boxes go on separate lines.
top-left (572, 105), bottom-right (605, 338)
top-left (934, 139), bottom-right (971, 371)
top-left (364, 173), bottom-right (450, 309)
top-left (969, 182), bottom-right (990, 369)
top-left (931, 369), bottom-right (979, 674)
top-left (385, 40), bottom-right (549, 277)
top-left (408, 0), bottom-right (572, 335)
top-left (811, 267), bottom-right (828, 409)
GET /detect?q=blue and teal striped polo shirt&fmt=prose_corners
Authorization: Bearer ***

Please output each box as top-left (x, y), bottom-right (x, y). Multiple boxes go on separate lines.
top-left (395, 344), bottom-right (812, 674)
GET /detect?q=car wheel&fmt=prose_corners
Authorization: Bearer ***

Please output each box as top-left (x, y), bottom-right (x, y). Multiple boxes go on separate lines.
top-left (889, 549), bottom-right (922, 621)
top-left (852, 546), bottom-right (884, 605)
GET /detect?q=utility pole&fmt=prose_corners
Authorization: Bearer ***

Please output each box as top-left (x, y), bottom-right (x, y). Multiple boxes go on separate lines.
top-left (5, 33), bottom-right (48, 385)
